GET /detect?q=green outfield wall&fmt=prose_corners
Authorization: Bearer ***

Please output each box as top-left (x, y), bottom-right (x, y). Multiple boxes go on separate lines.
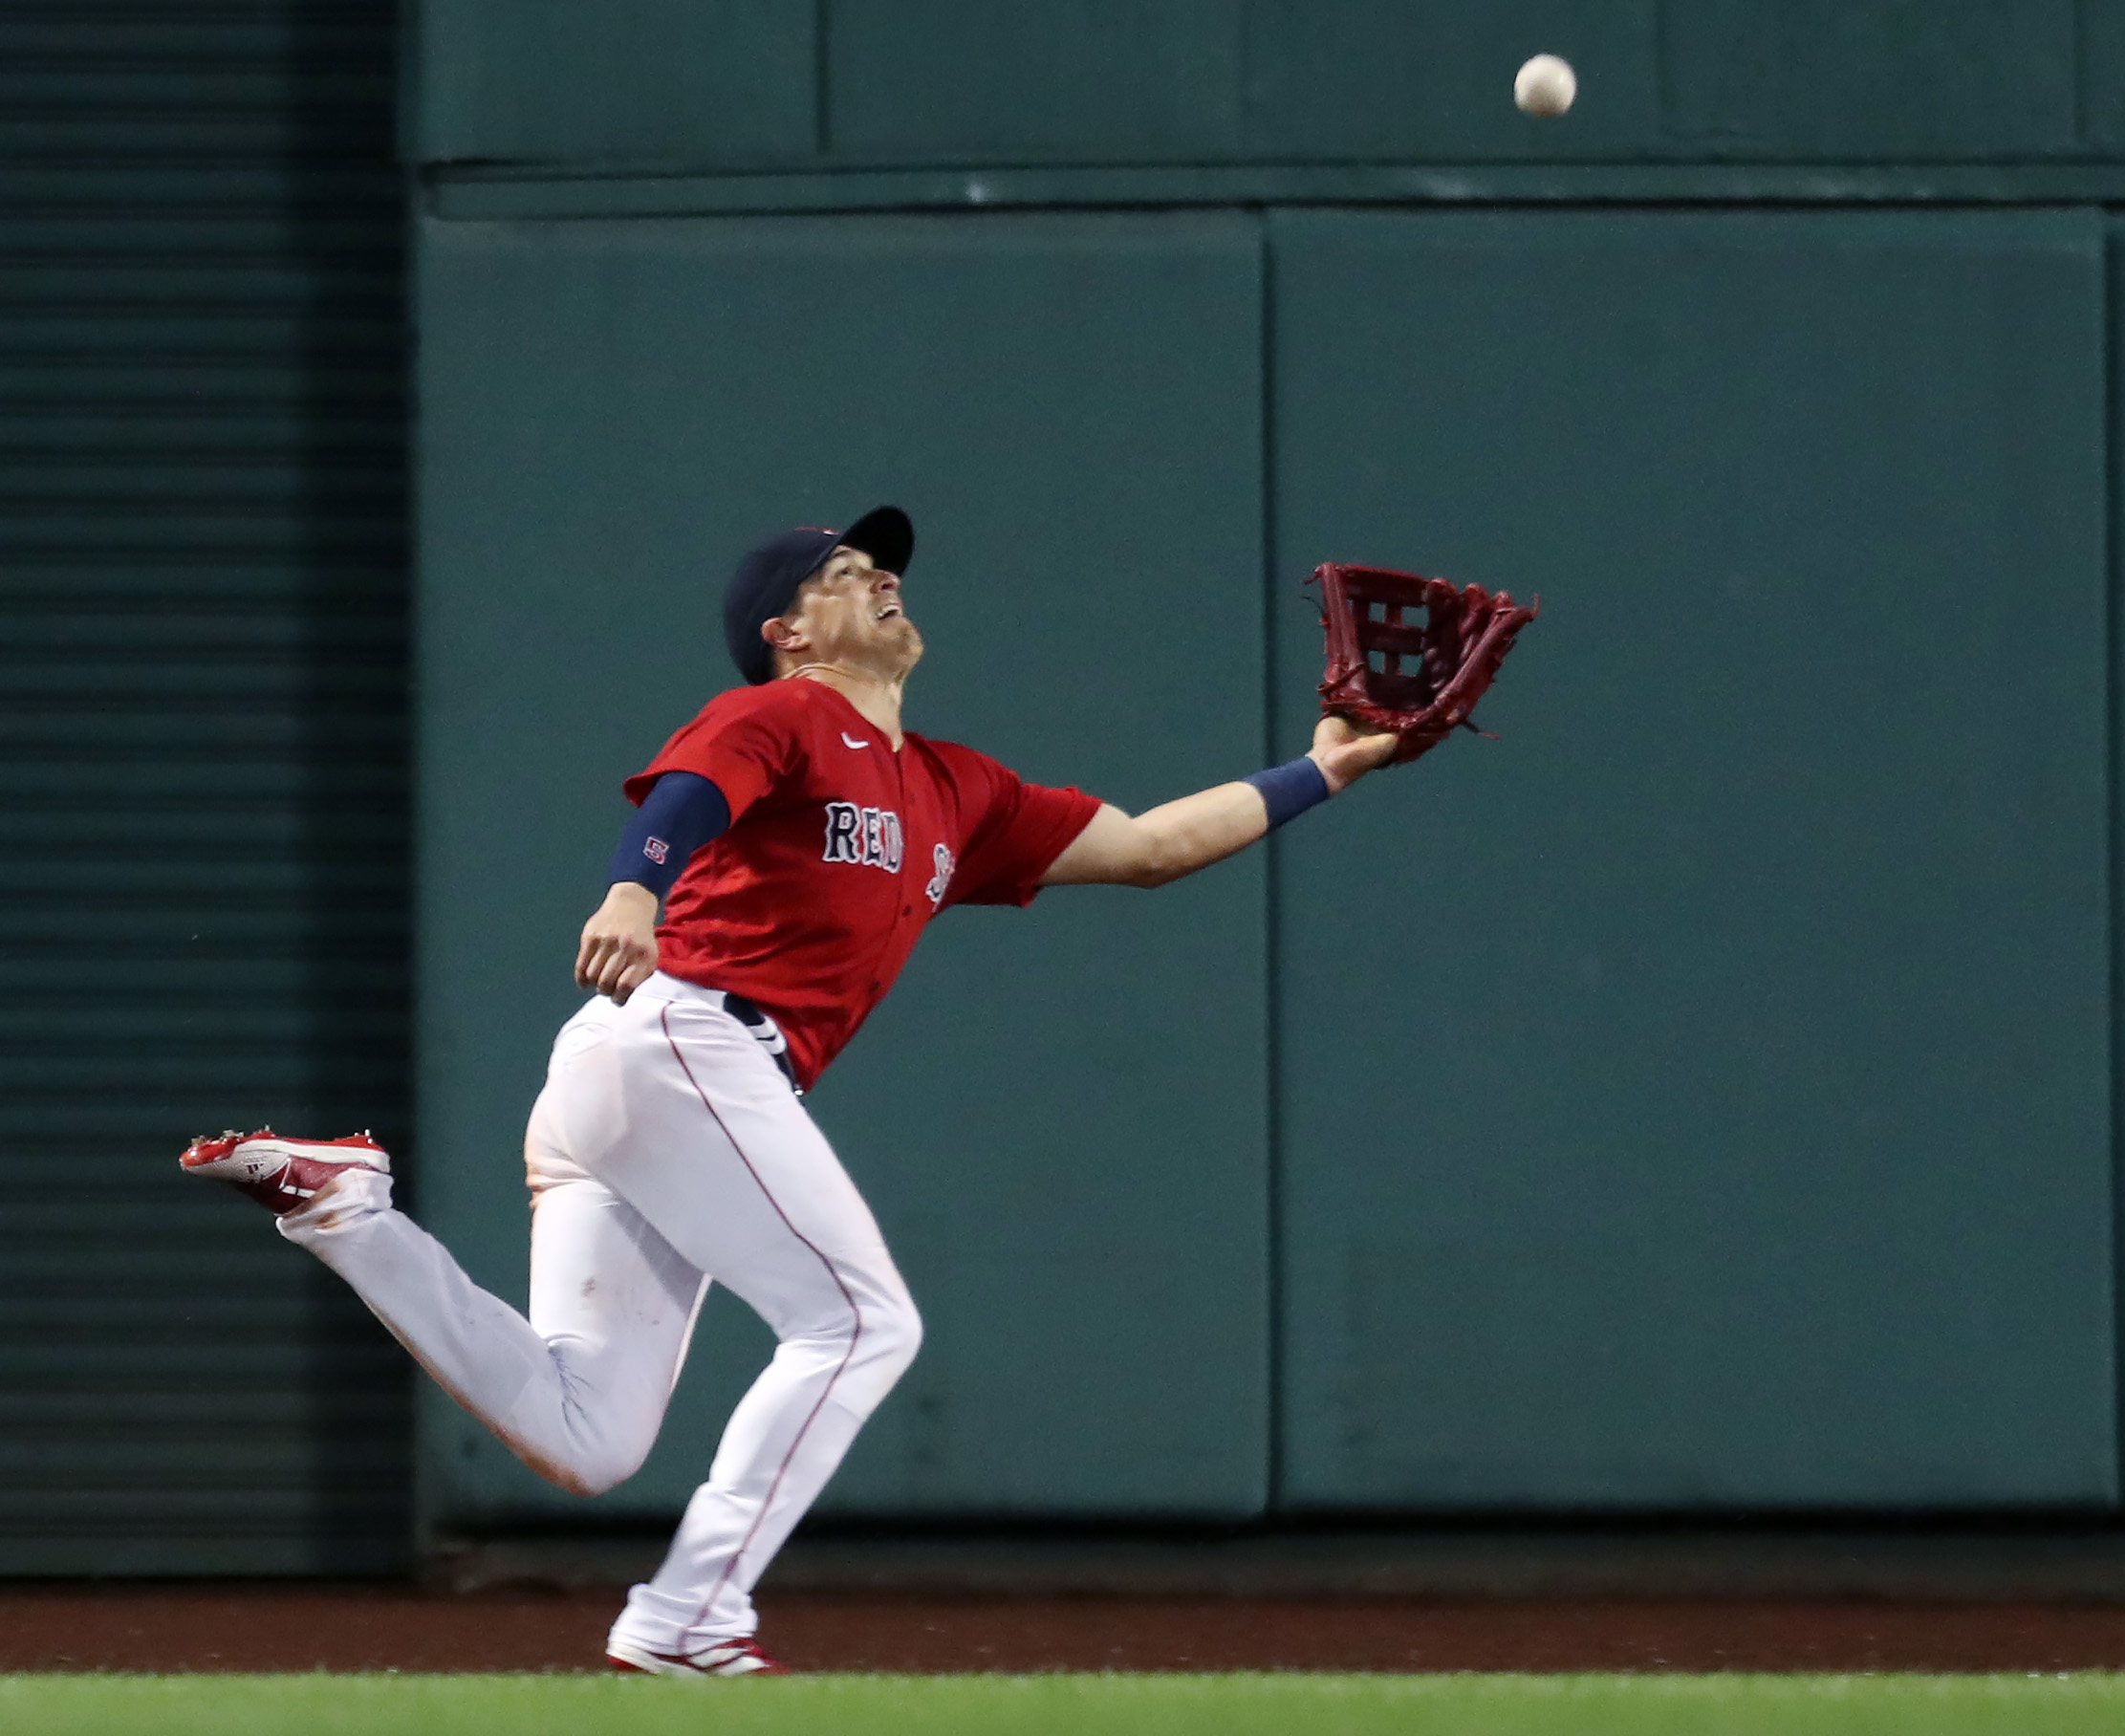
top-left (409, 1), bottom-right (2125, 1529)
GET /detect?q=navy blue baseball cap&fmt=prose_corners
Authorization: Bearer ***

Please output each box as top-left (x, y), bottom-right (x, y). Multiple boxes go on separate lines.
top-left (723, 505), bottom-right (915, 684)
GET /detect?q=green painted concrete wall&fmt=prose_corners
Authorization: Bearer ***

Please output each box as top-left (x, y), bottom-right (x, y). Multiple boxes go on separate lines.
top-left (416, 214), bottom-right (1269, 1520)
top-left (410, 4), bottom-right (2125, 1525)
top-left (1268, 207), bottom-right (2114, 1508)
top-left (413, 0), bottom-right (2123, 170)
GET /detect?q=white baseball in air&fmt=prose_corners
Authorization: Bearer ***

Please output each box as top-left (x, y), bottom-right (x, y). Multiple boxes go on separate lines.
top-left (1514, 54), bottom-right (1576, 118)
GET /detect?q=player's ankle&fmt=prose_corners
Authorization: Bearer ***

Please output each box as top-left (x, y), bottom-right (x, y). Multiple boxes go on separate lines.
top-left (277, 1164), bottom-right (393, 1236)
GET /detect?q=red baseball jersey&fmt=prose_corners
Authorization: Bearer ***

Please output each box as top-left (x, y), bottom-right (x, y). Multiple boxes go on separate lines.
top-left (623, 679), bottom-right (1101, 1090)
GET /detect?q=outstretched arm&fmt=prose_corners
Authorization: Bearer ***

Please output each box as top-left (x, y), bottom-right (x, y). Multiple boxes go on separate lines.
top-left (1040, 716), bottom-right (1399, 890)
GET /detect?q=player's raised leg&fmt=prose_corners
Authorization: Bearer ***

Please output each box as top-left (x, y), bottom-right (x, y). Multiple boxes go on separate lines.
top-left (179, 1045), bottom-right (707, 1499)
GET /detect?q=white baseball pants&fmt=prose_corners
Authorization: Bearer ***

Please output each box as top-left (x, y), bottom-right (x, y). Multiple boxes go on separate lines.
top-left (276, 971), bottom-right (922, 1652)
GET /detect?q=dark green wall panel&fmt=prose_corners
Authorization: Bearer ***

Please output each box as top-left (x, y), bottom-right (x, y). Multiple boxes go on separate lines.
top-left (826, 0), bottom-right (1244, 162)
top-left (412, 0), bottom-right (2124, 173)
top-left (417, 212), bottom-right (1268, 1520)
top-left (1269, 209), bottom-right (2113, 1509)
top-left (1661, 1), bottom-right (2079, 159)
top-left (415, 0), bottom-right (815, 167)
top-left (1245, 0), bottom-right (1659, 161)
top-left (2090, 0), bottom-right (2125, 153)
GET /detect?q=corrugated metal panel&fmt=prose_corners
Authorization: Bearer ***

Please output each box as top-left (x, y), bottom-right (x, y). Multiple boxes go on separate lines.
top-left (0, 2), bottom-right (411, 1573)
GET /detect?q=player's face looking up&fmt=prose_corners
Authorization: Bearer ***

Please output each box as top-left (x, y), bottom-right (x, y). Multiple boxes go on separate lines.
top-left (763, 545), bottom-right (923, 683)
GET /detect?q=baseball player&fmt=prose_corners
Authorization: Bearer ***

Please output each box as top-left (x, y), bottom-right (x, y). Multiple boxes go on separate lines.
top-left (181, 506), bottom-right (1399, 1675)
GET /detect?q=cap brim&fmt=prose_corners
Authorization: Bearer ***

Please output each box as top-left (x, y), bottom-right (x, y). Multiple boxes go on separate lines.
top-left (836, 506), bottom-right (914, 576)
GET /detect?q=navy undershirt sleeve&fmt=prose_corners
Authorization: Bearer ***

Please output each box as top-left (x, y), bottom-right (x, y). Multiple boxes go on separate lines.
top-left (1243, 755), bottom-right (1333, 830)
top-left (609, 770), bottom-right (731, 899)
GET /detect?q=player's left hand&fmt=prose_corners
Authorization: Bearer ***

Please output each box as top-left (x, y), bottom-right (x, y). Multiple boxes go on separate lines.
top-left (1309, 714), bottom-right (1400, 792)
top-left (575, 881), bottom-right (661, 1005)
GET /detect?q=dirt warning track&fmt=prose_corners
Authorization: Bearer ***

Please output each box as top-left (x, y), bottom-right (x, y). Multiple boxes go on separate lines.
top-left (9, 1585), bottom-right (2125, 1674)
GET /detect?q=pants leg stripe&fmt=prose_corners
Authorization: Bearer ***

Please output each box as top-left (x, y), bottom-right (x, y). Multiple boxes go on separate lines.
top-left (660, 1004), bottom-right (864, 1635)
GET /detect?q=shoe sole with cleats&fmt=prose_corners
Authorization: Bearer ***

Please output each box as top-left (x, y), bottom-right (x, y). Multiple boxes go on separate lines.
top-left (180, 1128), bottom-right (390, 1216)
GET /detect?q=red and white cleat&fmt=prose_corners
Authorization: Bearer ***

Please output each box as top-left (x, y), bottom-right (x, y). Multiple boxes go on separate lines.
top-left (607, 1637), bottom-right (788, 1678)
top-left (179, 1128), bottom-right (390, 1215)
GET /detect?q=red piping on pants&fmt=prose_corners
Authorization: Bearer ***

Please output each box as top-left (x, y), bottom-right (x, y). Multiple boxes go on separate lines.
top-left (660, 1005), bottom-right (864, 1638)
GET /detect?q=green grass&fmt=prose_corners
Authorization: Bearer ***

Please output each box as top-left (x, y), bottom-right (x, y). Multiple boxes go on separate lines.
top-left (4, 1673), bottom-right (2125, 1736)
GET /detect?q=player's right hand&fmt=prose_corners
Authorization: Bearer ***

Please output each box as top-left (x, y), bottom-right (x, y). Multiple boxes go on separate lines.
top-left (575, 881), bottom-right (661, 1005)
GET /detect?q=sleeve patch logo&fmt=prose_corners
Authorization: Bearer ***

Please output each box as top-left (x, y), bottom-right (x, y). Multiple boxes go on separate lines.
top-left (822, 802), bottom-right (904, 872)
top-left (642, 836), bottom-right (670, 865)
top-left (925, 843), bottom-right (955, 908)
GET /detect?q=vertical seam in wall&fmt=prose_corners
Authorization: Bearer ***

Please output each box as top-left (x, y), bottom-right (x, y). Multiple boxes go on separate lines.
top-left (396, 0), bottom-right (436, 1572)
top-left (813, 0), bottom-right (832, 158)
top-left (403, 99), bottom-right (433, 1574)
top-left (395, 0), bottom-right (422, 169)
top-left (1258, 204), bottom-right (1283, 1516)
top-left (2104, 205), bottom-right (2123, 1499)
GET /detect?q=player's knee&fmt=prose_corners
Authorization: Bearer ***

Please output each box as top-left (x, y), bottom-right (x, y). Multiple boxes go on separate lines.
top-left (546, 1438), bottom-right (649, 1499)
top-left (867, 1291), bottom-right (922, 1378)
top-left (520, 1409), bottom-right (656, 1498)
top-left (543, 1464), bottom-right (605, 1499)
top-left (515, 1440), bottom-right (626, 1499)
top-left (575, 1461), bottom-right (638, 1499)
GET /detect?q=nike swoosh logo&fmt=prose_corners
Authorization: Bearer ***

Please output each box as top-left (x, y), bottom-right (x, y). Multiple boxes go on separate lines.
top-left (841, 732), bottom-right (871, 749)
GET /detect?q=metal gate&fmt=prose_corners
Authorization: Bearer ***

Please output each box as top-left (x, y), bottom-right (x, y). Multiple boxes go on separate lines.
top-left (0, 1), bottom-right (412, 1572)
